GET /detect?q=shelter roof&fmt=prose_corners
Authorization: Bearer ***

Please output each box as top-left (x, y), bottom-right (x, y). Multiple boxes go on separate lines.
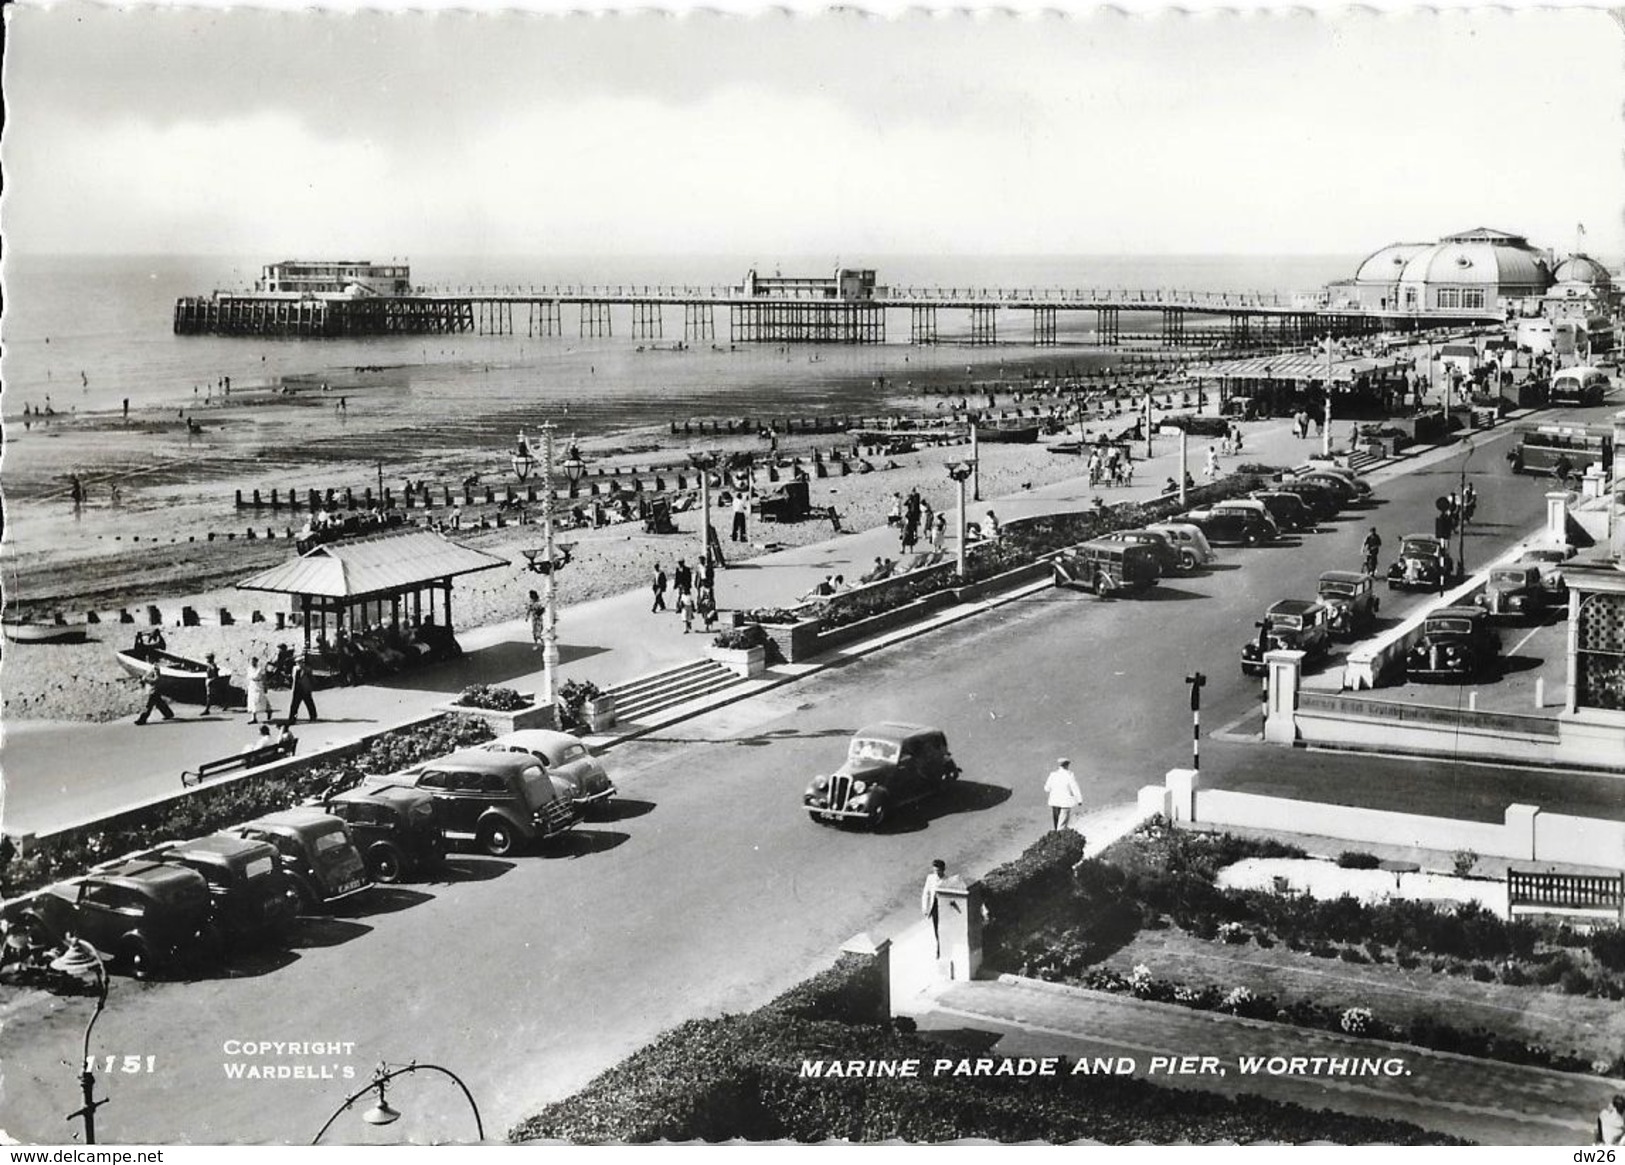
top-left (1186, 352), bottom-right (1409, 382)
top-left (236, 529), bottom-right (508, 599)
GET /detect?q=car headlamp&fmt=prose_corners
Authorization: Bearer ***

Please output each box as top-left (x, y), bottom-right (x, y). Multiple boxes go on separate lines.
top-left (812, 777), bottom-right (828, 792)
top-left (852, 780), bottom-right (867, 796)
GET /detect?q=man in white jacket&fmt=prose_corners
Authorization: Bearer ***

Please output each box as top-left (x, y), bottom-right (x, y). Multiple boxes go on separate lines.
top-left (1044, 758), bottom-right (1083, 831)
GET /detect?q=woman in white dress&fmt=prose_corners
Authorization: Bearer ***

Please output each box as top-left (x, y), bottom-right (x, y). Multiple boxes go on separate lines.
top-left (245, 655), bottom-right (271, 724)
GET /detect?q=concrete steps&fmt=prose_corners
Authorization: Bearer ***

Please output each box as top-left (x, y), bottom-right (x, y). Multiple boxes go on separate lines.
top-left (605, 658), bottom-right (744, 723)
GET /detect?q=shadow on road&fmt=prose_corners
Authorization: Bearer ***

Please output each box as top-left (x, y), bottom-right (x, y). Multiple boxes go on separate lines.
top-left (595, 797), bottom-right (655, 822)
top-left (199, 946), bottom-right (302, 980)
top-left (880, 779), bottom-right (1012, 834)
top-left (435, 856), bottom-right (516, 883)
top-left (1498, 654), bottom-right (1545, 677)
top-left (333, 886), bottom-right (434, 918)
top-left (546, 828), bottom-right (631, 858)
top-left (1135, 587), bottom-right (1205, 603)
top-left (732, 726), bottom-right (857, 746)
top-left (286, 916), bottom-right (372, 950)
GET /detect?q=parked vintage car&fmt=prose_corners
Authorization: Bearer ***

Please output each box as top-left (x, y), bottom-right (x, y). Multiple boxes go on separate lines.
top-left (1386, 534), bottom-right (1456, 591)
top-left (17, 860), bottom-right (212, 977)
top-left (128, 836), bottom-right (299, 952)
top-left (1240, 599), bottom-right (1334, 675)
top-left (1271, 480), bottom-right (1343, 522)
top-left (1181, 500), bottom-right (1279, 546)
top-left (325, 784), bottom-right (445, 883)
top-left (1316, 570), bottom-right (1380, 638)
top-left (1250, 490), bottom-right (1317, 533)
top-left (1100, 529), bottom-right (1181, 575)
top-left (803, 722), bottom-right (960, 829)
top-left (1144, 521), bottom-right (1216, 570)
top-left (384, 748), bottom-right (580, 856)
top-left (478, 729), bottom-right (618, 813)
top-left (1050, 540), bottom-right (1160, 595)
top-left (1517, 546), bottom-right (1574, 602)
top-left (1475, 564), bottom-right (1550, 620)
top-left (1406, 606), bottom-right (1501, 682)
top-left (224, 809), bottom-right (372, 910)
top-left (1294, 466), bottom-right (1373, 504)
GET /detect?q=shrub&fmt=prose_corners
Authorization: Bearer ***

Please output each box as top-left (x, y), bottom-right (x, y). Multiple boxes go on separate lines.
top-left (1340, 1007), bottom-right (1374, 1035)
top-left (1450, 849), bottom-right (1480, 878)
top-left (1498, 963), bottom-right (1530, 987)
top-left (1532, 952), bottom-right (1573, 986)
top-left (1589, 928), bottom-right (1625, 973)
top-left (1363, 939), bottom-right (1386, 963)
top-left (1336, 851), bottom-right (1382, 869)
top-left (1469, 963), bottom-right (1495, 982)
top-left (1340, 947), bottom-right (1369, 965)
top-left (711, 623), bottom-right (769, 651)
top-left (556, 679), bottom-right (604, 732)
top-left (1560, 967), bottom-right (1593, 996)
top-left (455, 684), bottom-right (530, 711)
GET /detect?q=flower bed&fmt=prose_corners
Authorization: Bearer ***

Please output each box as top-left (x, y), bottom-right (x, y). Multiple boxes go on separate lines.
top-left (988, 818), bottom-right (1625, 1079)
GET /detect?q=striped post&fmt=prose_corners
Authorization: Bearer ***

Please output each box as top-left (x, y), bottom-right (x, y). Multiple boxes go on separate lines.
top-left (1185, 671), bottom-right (1207, 772)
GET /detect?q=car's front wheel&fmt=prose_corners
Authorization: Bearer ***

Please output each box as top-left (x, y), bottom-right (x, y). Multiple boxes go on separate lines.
top-left (1243, 529), bottom-right (1260, 546)
top-left (370, 842), bottom-right (406, 884)
top-left (868, 804), bottom-right (888, 830)
top-left (119, 935), bottom-right (154, 980)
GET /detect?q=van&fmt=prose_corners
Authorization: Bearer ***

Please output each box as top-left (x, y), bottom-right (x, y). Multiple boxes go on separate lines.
top-left (1050, 540), bottom-right (1160, 596)
top-left (1548, 366), bottom-right (1609, 407)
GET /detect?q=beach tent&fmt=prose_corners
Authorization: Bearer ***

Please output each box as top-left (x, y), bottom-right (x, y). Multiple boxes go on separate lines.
top-left (236, 528), bottom-right (509, 649)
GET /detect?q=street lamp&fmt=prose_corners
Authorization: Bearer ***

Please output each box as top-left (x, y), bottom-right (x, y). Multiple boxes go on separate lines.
top-left (945, 461), bottom-right (975, 579)
top-left (688, 451), bottom-right (720, 572)
top-left (1319, 334), bottom-right (1338, 459)
top-left (561, 438), bottom-right (588, 498)
top-left (49, 938), bottom-right (109, 1144)
top-left (538, 423), bottom-right (562, 706)
top-left (312, 1061), bottom-right (485, 1145)
top-left (1456, 438), bottom-right (1475, 576)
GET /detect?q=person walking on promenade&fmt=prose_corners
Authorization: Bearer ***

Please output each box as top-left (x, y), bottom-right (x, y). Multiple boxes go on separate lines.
top-left (1205, 445), bottom-right (1220, 481)
top-left (922, 859), bottom-right (946, 958)
top-left (696, 583), bottom-right (718, 631)
top-left (673, 559), bottom-right (693, 601)
top-left (526, 589), bottom-right (547, 649)
top-left (931, 512), bottom-right (947, 553)
top-left (1044, 758), bottom-right (1083, 831)
top-left (1596, 1094), bottom-right (1625, 1145)
top-left (900, 514), bottom-right (919, 555)
top-left (200, 652), bottom-right (223, 716)
top-left (133, 661), bottom-right (174, 726)
top-left (730, 490), bottom-right (749, 542)
top-left (245, 655), bottom-right (270, 724)
top-left (678, 587), bottom-right (697, 634)
top-left (651, 564), bottom-right (668, 612)
top-left (286, 652), bottom-right (318, 723)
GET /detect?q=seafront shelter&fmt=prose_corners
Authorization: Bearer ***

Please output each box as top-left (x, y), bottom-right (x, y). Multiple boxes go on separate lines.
top-left (1186, 351), bottom-right (1413, 417)
top-left (235, 529), bottom-right (509, 652)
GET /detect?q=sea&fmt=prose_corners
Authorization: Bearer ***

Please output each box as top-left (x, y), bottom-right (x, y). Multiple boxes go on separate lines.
top-left (1, 252), bottom-right (1358, 424)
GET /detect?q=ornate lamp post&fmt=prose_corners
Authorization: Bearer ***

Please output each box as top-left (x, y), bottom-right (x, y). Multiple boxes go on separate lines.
top-left (1320, 334), bottom-right (1337, 459)
top-left (49, 938), bottom-right (109, 1144)
top-left (688, 451), bottom-right (720, 570)
top-left (561, 437), bottom-right (588, 499)
top-left (312, 1061), bottom-right (484, 1145)
top-left (945, 461), bottom-right (975, 579)
top-left (538, 424), bottom-right (561, 705)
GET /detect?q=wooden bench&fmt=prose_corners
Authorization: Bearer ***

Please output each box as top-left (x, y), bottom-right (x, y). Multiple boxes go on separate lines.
top-left (181, 739), bottom-right (297, 787)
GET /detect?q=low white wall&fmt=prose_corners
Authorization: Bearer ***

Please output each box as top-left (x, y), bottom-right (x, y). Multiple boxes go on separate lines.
top-left (1535, 812), bottom-right (1625, 870)
top-left (1293, 708), bottom-right (1562, 765)
top-left (1195, 788), bottom-right (1516, 859)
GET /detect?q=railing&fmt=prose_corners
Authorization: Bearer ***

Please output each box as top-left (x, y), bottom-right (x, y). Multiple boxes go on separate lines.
top-left (1508, 869), bottom-right (1624, 915)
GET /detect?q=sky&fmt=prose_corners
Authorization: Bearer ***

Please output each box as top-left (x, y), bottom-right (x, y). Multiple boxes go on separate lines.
top-left (2, 2), bottom-right (1621, 259)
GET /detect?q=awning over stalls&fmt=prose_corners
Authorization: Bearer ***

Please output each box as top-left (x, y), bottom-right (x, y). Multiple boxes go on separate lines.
top-left (1186, 353), bottom-right (1413, 383)
top-left (237, 529), bottom-right (508, 600)
top-left (235, 529), bottom-right (509, 648)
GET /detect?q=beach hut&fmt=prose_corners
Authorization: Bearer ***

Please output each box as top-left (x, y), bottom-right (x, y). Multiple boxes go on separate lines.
top-left (235, 528), bottom-right (509, 653)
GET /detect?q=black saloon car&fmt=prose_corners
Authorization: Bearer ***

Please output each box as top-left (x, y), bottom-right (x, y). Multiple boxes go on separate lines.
top-left (1387, 534), bottom-right (1455, 591)
top-left (1406, 607), bottom-right (1501, 682)
top-left (20, 861), bottom-right (212, 977)
top-left (804, 723), bottom-right (960, 829)
top-left (326, 784), bottom-right (445, 883)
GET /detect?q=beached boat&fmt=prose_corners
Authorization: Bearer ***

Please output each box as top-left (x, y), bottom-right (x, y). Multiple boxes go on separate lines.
top-left (114, 635), bottom-right (246, 705)
top-left (976, 422), bottom-right (1042, 444)
top-left (3, 618), bottom-right (91, 645)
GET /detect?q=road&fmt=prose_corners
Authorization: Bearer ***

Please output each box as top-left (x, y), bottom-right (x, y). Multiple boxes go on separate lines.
top-left (0, 417), bottom-right (1593, 1145)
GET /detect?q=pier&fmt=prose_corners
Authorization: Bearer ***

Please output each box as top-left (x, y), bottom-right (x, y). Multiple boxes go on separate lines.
top-left (175, 265), bottom-right (1501, 345)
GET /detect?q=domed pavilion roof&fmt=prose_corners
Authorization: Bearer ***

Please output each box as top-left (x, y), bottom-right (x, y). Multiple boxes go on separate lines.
top-left (1397, 228), bottom-right (1551, 288)
top-left (1553, 254), bottom-right (1612, 286)
top-left (1353, 243), bottom-right (1430, 283)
